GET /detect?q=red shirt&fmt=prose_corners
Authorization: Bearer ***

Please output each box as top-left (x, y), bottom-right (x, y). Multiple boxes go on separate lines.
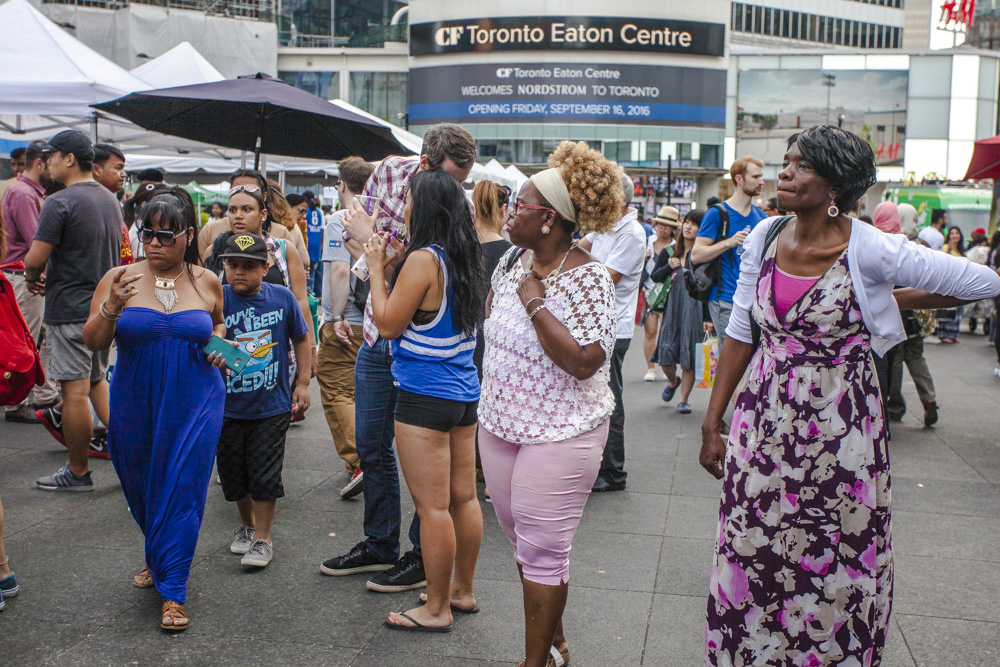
top-left (1, 174), bottom-right (45, 264)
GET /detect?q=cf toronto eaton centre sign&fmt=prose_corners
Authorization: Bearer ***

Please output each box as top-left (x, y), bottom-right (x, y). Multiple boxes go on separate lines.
top-left (409, 16), bottom-right (726, 57)
top-left (408, 16), bottom-right (727, 127)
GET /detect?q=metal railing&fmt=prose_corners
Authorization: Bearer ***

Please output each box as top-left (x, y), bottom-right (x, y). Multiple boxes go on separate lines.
top-left (42, 0), bottom-right (270, 20)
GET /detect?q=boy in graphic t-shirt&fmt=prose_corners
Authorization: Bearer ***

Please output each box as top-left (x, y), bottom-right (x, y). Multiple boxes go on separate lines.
top-left (209, 233), bottom-right (311, 568)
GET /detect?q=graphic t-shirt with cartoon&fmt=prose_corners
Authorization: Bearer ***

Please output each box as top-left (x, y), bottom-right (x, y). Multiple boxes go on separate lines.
top-left (222, 282), bottom-right (308, 419)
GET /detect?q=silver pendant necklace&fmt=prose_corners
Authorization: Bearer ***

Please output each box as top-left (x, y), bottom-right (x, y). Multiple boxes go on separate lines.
top-left (153, 268), bottom-right (184, 313)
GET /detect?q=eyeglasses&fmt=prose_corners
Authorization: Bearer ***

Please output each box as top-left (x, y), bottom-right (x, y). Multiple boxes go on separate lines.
top-left (138, 227), bottom-right (187, 246)
top-left (511, 201), bottom-right (555, 216)
top-left (229, 184), bottom-right (262, 196)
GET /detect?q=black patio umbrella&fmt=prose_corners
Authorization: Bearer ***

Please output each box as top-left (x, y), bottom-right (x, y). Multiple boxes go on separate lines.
top-left (92, 73), bottom-right (412, 168)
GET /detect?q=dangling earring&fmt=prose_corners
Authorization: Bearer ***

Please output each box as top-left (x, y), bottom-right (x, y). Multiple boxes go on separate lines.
top-left (541, 225), bottom-right (551, 235)
top-left (827, 201), bottom-right (839, 217)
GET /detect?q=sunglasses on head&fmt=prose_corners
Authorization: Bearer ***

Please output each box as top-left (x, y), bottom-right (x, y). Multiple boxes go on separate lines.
top-left (498, 185), bottom-right (512, 204)
top-left (229, 184), bottom-right (262, 196)
top-left (138, 226), bottom-right (187, 246)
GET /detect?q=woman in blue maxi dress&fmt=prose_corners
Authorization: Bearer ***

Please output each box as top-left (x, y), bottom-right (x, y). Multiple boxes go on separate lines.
top-left (83, 191), bottom-right (226, 632)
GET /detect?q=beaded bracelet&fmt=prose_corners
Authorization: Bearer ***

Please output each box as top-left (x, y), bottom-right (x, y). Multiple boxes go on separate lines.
top-left (523, 297), bottom-right (544, 313)
top-left (528, 304), bottom-right (547, 320)
top-left (99, 300), bottom-right (121, 321)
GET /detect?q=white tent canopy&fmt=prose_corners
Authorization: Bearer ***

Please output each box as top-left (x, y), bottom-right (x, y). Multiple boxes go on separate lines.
top-left (130, 42), bottom-right (224, 88)
top-left (0, 0), bottom-right (150, 117)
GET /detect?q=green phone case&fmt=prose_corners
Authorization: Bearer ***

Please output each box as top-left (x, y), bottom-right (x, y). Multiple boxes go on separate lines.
top-left (203, 335), bottom-right (252, 374)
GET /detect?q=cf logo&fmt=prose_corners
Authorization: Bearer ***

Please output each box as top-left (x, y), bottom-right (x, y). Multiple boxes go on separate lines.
top-left (434, 26), bottom-right (465, 46)
top-left (496, 68), bottom-right (513, 78)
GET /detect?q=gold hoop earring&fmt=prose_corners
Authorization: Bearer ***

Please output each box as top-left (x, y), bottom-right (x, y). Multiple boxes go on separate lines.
top-left (541, 225), bottom-right (551, 235)
top-left (827, 202), bottom-right (839, 217)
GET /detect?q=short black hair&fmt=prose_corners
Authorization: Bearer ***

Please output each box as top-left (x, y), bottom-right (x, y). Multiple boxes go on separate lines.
top-left (285, 193), bottom-right (305, 207)
top-left (706, 196), bottom-right (721, 207)
top-left (765, 197), bottom-right (778, 210)
top-left (931, 209), bottom-right (947, 225)
top-left (301, 190), bottom-right (315, 201)
top-left (786, 125), bottom-right (877, 212)
top-left (859, 215), bottom-right (873, 225)
top-left (94, 143), bottom-right (125, 166)
top-left (25, 141), bottom-right (46, 169)
top-left (137, 167), bottom-right (165, 183)
top-left (10, 147), bottom-right (26, 160)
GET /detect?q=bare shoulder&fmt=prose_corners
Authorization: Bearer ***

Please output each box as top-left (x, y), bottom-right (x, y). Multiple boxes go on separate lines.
top-left (563, 245), bottom-right (598, 271)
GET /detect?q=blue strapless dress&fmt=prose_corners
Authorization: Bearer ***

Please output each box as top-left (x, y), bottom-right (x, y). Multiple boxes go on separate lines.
top-left (109, 307), bottom-right (224, 604)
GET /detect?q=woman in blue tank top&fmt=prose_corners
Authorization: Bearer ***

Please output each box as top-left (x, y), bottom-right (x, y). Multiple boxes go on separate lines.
top-left (363, 169), bottom-right (487, 633)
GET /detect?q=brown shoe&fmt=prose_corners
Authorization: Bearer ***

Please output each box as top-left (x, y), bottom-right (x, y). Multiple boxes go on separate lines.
top-left (160, 600), bottom-right (188, 631)
top-left (923, 400), bottom-right (938, 427)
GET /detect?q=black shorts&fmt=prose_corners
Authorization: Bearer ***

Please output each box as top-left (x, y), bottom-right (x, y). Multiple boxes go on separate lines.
top-left (217, 413), bottom-right (290, 502)
top-left (394, 389), bottom-right (478, 433)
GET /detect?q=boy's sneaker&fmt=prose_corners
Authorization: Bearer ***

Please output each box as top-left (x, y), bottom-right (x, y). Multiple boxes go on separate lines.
top-left (36, 466), bottom-right (93, 492)
top-left (320, 541), bottom-right (394, 576)
top-left (0, 573), bottom-right (18, 598)
top-left (241, 539), bottom-right (273, 567)
top-left (339, 470), bottom-right (363, 499)
top-left (0, 589), bottom-right (5, 612)
top-left (89, 433), bottom-right (111, 459)
top-left (230, 525), bottom-right (256, 554)
top-left (366, 552), bottom-right (426, 593)
top-left (35, 406), bottom-right (66, 446)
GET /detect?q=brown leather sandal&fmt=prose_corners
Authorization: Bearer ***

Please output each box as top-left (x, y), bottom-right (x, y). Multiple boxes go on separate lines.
top-left (160, 600), bottom-right (188, 631)
top-left (133, 566), bottom-right (154, 589)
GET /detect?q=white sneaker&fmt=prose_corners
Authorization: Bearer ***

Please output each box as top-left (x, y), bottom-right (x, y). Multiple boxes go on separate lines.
top-left (230, 525), bottom-right (256, 554)
top-left (994, 365), bottom-right (1000, 378)
top-left (643, 368), bottom-right (656, 382)
top-left (241, 539), bottom-right (273, 567)
top-left (655, 367), bottom-right (668, 382)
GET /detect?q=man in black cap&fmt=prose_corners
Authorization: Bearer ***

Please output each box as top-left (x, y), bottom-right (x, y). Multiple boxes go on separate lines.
top-left (23, 130), bottom-right (124, 492)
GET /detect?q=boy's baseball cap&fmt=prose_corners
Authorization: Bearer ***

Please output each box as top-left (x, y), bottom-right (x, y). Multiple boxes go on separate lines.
top-left (37, 130), bottom-right (95, 162)
top-left (220, 233), bottom-right (268, 263)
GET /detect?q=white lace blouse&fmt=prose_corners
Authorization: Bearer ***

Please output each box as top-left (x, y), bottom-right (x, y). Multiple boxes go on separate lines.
top-left (479, 249), bottom-right (617, 444)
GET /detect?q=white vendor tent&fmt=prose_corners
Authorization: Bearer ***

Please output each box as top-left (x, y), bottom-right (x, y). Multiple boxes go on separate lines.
top-left (130, 42), bottom-right (225, 88)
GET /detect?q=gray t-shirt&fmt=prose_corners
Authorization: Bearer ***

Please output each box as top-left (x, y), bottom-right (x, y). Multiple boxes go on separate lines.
top-left (321, 211), bottom-right (364, 327)
top-left (34, 181), bottom-right (123, 324)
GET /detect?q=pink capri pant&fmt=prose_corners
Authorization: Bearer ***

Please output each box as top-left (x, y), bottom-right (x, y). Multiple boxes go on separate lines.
top-left (479, 421), bottom-right (609, 586)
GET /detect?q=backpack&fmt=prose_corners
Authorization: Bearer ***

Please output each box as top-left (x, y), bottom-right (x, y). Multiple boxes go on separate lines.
top-left (684, 203), bottom-right (730, 302)
top-left (0, 263), bottom-right (45, 406)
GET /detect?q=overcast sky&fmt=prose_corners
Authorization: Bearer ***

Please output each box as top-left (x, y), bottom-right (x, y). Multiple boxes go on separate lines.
top-left (738, 70), bottom-right (908, 114)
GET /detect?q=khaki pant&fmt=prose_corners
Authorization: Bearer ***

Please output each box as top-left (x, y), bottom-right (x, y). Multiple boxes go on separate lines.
top-left (317, 321), bottom-right (362, 473)
top-left (887, 336), bottom-right (936, 420)
top-left (4, 271), bottom-right (59, 410)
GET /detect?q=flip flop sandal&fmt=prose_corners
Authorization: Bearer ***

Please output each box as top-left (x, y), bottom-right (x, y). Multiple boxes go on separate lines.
top-left (383, 611), bottom-right (453, 633)
top-left (517, 646), bottom-right (570, 667)
top-left (418, 591), bottom-right (480, 614)
top-left (133, 566), bottom-right (154, 589)
top-left (160, 600), bottom-right (188, 632)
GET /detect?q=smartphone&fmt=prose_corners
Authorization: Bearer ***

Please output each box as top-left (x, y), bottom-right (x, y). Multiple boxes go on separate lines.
top-left (203, 335), bottom-right (252, 374)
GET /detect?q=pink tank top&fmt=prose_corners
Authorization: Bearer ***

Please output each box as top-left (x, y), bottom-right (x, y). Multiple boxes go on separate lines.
top-left (774, 266), bottom-right (821, 320)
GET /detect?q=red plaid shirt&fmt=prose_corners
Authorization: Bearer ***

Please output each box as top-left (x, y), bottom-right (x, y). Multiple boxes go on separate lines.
top-left (361, 156), bottom-right (420, 346)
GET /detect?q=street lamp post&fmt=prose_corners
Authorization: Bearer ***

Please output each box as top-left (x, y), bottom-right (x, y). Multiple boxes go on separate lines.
top-left (822, 73), bottom-right (836, 124)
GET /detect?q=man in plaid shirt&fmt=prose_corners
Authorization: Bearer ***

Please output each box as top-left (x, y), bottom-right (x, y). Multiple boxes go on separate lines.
top-left (320, 124), bottom-right (479, 594)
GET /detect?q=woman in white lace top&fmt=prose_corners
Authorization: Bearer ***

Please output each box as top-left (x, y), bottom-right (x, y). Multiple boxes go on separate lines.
top-left (479, 141), bottom-right (623, 667)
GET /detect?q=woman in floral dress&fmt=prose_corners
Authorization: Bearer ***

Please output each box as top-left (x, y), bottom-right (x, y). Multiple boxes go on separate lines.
top-left (699, 126), bottom-right (1000, 666)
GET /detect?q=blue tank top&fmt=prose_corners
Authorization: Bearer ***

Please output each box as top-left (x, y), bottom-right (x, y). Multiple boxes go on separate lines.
top-left (390, 246), bottom-right (480, 403)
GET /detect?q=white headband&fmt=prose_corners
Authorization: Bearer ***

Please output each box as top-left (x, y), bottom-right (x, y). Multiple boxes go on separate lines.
top-left (530, 168), bottom-right (576, 223)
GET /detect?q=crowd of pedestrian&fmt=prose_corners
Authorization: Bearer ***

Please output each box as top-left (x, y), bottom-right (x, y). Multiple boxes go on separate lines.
top-left (3, 122), bottom-right (1000, 667)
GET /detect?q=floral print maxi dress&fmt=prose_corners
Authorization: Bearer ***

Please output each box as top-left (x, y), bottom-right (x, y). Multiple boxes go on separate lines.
top-left (706, 244), bottom-right (892, 667)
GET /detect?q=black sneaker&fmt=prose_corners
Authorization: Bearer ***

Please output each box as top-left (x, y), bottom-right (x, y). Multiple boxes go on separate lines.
top-left (366, 552), bottom-right (426, 593)
top-left (320, 541), bottom-right (393, 577)
top-left (88, 433), bottom-right (111, 460)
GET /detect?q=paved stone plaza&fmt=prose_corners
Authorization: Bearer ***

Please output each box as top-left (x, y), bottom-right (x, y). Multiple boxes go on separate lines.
top-left (1, 333), bottom-right (998, 666)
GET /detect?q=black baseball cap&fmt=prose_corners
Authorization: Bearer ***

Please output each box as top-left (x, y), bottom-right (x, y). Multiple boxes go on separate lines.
top-left (37, 130), bottom-right (95, 162)
top-left (219, 233), bottom-right (268, 263)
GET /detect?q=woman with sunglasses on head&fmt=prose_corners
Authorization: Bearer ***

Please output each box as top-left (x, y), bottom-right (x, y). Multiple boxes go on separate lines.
top-left (207, 184), bottom-right (316, 376)
top-left (82, 190), bottom-right (227, 633)
top-left (479, 141), bottom-right (622, 667)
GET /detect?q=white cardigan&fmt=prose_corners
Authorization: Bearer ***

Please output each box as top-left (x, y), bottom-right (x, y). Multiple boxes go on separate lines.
top-left (726, 217), bottom-right (1000, 356)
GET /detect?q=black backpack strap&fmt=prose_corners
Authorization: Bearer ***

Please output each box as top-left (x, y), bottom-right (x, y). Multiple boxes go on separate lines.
top-left (713, 203), bottom-right (729, 241)
top-left (504, 247), bottom-right (527, 273)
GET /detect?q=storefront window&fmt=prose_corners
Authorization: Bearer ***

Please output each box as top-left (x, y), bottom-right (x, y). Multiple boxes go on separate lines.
top-left (349, 72), bottom-right (408, 126)
top-left (278, 71), bottom-right (340, 100)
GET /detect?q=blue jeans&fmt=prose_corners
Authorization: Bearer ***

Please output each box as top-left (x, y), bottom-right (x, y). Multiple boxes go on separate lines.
top-left (308, 262), bottom-right (323, 299)
top-left (354, 337), bottom-right (421, 562)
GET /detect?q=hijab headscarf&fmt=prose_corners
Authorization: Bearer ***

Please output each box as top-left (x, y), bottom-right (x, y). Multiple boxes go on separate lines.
top-left (897, 203), bottom-right (918, 240)
top-left (872, 201), bottom-right (901, 235)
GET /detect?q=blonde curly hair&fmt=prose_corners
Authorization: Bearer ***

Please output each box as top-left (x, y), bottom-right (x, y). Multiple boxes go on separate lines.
top-left (548, 140), bottom-right (624, 236)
